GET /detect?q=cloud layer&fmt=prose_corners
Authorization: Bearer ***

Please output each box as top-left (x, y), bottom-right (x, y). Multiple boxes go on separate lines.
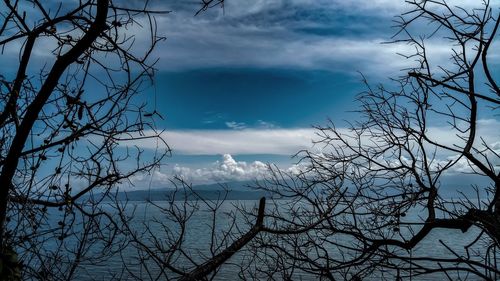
top-left (119, 118), bottom-right (499, 185)
top-left (3, 1), bottom-right (497, 78)
top-left (139, 0), bottom-right (499, 75)
top-left (144, 128), bottom-right (317, 155)
top-left (124, 119), bottom-right (499, 157)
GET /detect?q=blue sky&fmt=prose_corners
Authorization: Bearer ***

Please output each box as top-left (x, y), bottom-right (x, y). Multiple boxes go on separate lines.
top-left (2, 0), bottom-right (498, 187)
top-left (155, 69), bottom-right (360, 129)
top-left (109, 0), bottom-right (495, 187)
top-left (148, 0), bottom-right (398, 131)
top-left (135, 0), bottom-right (402, 185)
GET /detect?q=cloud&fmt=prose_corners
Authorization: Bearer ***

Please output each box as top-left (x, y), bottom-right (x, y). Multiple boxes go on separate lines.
top-left (226, 120), bottom-right (278, 130)
top-left (424, 119), bottom-right (500, 155)
top-left (126, 169), bottom-right (172, 190)
top-left (172, 154), bottom-right (270, 184)
top-left (3, 0), bottom-right (497, 78)
top-left (225, 121), bottom-right (247, 130)
top-left (123, 119), bottom-right (499, 157)
top-left (127, 153), bottom-right (307, 186)
top-left (132, 0), bottom-right (499, 76)
top-left (156, 27), bottom-right (425, 75)
top-left (113, 118), bottom-right (498, 186)
top-left (257, 120), bottom-right (278, 129)
top-left (127, 3), bottom-right (383, 73)
top-left (131, 128), bottom-right (317, 155)
top-left (121, 117), bottom-right (499, 186)
top-left (126, 142), bottom-right (498, 187)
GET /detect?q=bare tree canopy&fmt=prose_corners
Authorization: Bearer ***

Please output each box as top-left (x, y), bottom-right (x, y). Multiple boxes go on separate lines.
top-left (243, 0), bottom-right (500, 279)
top-left (0, 0), bottom-right (170, 279)
top-left (131, 0), bottom-right (500, 280)
top-left (0, 0), bottom-right (498, 280)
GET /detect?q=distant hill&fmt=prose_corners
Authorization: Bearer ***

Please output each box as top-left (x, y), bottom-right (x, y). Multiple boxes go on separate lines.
top-left (114, 181), bottom-right (272, 201)
top-left (105, 173), bottom-right (489, 202)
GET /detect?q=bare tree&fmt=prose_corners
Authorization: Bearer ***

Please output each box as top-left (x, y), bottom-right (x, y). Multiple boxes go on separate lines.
top-left (130, 1), bottom-right (500, 280)
top-left (0, 0), bottom-right (170, 279)
top-left (108, 176), bottom-right (265, 280)
top-left (242, 0), bottom-right (500, 280)
top-left (5, 0), bottom-right (495, 280)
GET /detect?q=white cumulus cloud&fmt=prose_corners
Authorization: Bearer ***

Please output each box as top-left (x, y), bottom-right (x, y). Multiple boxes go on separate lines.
top-left (172, 154), bottom-right (271, 184)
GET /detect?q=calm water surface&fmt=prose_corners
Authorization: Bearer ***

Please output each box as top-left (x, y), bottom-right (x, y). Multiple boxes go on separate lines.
top-left (67, 200), bottom-right (494, 281)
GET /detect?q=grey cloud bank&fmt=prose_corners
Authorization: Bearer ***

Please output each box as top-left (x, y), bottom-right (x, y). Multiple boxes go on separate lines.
top-left (141, 0), bottom-right (410, 74)
top-left (134, 0), bottom-right (498, 76)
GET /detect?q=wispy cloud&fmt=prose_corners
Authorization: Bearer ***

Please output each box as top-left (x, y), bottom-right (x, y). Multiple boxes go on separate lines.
top-left (3, 1), bottom-right (496, 77)
top-left (132, 1), bottom-right (398, 73)
top-left (136, 0), bottom-right (498, 75)
top-left (121, 119), bottom-right (499, 157)
top-left (225, 121), bottom-right (247, 130)
top-left (162, 128), bottom-right (317, 155)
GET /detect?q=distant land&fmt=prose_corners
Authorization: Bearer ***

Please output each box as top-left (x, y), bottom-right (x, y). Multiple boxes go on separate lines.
top-left (114, 181), bottom-right (273, 201)
top-left (107, 173), bottom-right (490, 202)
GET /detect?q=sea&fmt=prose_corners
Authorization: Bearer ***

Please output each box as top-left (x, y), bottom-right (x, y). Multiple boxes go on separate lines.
top-left (54, 199), bottom-right (499, 281)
